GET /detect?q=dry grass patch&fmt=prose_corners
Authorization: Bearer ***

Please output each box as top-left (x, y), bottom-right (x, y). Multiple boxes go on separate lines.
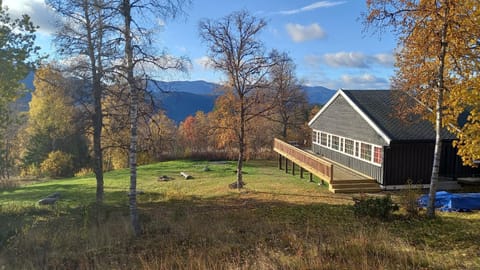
top-left (1, 160), bottom-right (479, 269)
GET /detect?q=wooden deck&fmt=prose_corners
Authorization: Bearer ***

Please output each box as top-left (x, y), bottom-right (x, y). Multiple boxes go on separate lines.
top-left (273, 139), bottom-right (381, 193)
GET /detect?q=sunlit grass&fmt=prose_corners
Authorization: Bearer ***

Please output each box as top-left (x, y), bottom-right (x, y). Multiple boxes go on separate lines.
top-left (1, 159), bottom-right (479, 269)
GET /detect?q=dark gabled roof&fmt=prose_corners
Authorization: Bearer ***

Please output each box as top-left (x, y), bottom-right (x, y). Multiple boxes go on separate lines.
top-left (341, 90), bottom-right (455, 141)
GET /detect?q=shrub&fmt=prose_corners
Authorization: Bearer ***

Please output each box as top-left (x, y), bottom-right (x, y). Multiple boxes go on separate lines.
top-left (353, 194), bottom-right (399, 220)
top-left (74, 167), bottom-right (94, 177)
top-left (40, 151), bottom-right (74, 178)
top-left (399, 179), bottom-right (421, 217)
top-left (20, 164), bottom-right (43, 178)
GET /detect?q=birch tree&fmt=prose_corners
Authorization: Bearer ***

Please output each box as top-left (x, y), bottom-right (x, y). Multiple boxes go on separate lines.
top-left (115, 0), bottom-right (189, 236)
top-left (364, 0), bottom-right (480, 217)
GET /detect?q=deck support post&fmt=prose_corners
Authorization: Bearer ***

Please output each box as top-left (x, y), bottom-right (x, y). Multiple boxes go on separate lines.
top-left (285, 158), bottom-right (288, 173)
top-left (292, 162), bottom-right (295, 176)
top-left (309, 173), bottom-right (313, 182)
top-left (278, 154), bottom-right (282, 170)
top-left (300, 167), bottom-right (304, 179)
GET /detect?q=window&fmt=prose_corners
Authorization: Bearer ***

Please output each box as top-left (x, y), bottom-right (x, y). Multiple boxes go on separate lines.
top-left (331, 135), bottom-right (340, 150)
top-left (312, 131), bottom-right (317, 144)
top-left (360, 143), bottom-right (372, 161)
top-left (344, 139), bottom-right (354, 155)
top-left (315, 131), bottom-right (382, 166)
top-left (373, 146), bottom-right (383, 164)
top-left (320, 133), bottom-right (328, 146)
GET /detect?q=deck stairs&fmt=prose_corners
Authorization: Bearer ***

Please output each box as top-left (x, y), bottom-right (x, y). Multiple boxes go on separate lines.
top-left (326, 158), bottom-right (381, 193)
top-left (329, 178), bottom-right (382, 193)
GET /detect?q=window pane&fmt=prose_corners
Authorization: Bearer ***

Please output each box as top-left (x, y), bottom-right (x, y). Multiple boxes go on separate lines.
top-left (374, 146), bottom-right (383, 164)
top-left (320, 133), bottom-right (328, 146)
top-left (355, 142), bottom-right (359, 157)
top-left (360, 143), bottom-right (372, 161)
top-left (331, 136), bottom-right (339, 150)
top-left (345, 139), bottom-right (354, 155)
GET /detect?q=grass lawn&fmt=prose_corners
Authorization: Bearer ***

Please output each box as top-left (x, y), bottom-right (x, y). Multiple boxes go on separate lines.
top-left (1, 160), bottom-right (479, 269)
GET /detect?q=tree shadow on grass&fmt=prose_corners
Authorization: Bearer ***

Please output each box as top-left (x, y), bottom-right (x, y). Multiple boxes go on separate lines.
top-left (1, 185), bottom-right (479, 269)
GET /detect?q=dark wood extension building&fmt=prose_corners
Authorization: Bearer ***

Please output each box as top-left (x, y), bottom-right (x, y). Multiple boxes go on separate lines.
top-left (307, 89), bottom-right (479, 190)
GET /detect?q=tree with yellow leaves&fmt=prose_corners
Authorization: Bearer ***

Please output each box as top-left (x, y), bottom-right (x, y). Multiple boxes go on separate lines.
top-left (364, 0), bottom-right (480, 217)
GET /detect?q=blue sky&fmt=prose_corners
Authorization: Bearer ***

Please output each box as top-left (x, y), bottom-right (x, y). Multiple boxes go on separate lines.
top-left (3, 0), bottom-right (397, 89)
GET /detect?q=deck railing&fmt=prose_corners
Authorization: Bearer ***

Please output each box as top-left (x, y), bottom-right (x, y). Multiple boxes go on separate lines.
top-left (273, 138), bottom-right (333, 183)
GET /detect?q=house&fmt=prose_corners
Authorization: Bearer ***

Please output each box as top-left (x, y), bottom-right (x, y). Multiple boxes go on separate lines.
top-left (308, 89), bottom-right (479, 190)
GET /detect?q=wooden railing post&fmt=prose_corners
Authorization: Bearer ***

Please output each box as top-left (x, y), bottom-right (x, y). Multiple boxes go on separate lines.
top-left (330, 165), bottom-right (334, 183)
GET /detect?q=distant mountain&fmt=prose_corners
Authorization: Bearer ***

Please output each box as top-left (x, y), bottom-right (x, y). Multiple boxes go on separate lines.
top-left (154, 91), bottom-right (217, 123)
top-left (151, 80), bottom-right (223, 95)
top-left (15, 74), bottom-right (335, 122)
top-left (147, 80), bottom-right (220, 122)
top-left (302, 85), bottom-right (335, 105)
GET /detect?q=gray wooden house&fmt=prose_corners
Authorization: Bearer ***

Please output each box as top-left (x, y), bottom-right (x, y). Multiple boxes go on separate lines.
top-left (308, 89), bottom-right (479, 189)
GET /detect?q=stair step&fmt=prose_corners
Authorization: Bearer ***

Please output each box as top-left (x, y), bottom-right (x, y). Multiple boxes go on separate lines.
top-left (331, 183), bottom-right (380, 189)
top-left (331, 179), bottom-right (377, 184)
top-left (330, 187), bottom-right (382, 194)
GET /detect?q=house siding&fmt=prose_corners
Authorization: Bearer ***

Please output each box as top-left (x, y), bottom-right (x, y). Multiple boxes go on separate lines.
top-left (440, 141), bottom-right (480, 178)
top-left (382, 141), bottom-right (480, 185)
top-left (383, 142), bottom-right (433, 185)
top-left (312, 143), bottom-right (384, 183)
top-left (309, 94), bottom-right (387, 146)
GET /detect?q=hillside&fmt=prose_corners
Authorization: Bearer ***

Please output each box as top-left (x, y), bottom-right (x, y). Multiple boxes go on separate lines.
top-left (1, 160), bottom-right (479, 269)
top-left (154, 91), bottom-right (217, 122)
top-left (15, 73), bottom-right (335, 122)
top-left (303, 85), bottom-right (335, 105)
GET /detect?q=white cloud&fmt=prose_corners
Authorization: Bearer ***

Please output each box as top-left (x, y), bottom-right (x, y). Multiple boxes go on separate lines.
top-left (323, 52), bottom-right (369, 68)
top-left (194, 56), bottom-right (214, 70)
top-left (286, 23), bottom-right (326, 43)
top-left (305, 51), bottom-right (395, 69)
top-left (278, 1), bottom-right (346, 15)
top-left (372, 53), bottom-right (395, 67)
top-left (339, 74), bottom-right (389, 89)
top-left (3, 0), bottom-right (57, 34)
top-left (301, 72), bottom-right (390, 89)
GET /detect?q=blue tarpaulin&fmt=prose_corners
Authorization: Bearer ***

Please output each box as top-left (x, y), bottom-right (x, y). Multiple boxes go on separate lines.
top-left (418, 191), bottom-right (480, 212)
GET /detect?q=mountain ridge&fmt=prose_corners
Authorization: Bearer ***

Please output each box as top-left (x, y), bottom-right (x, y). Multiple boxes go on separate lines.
top-left (16, 74), bottom-right (335, 122)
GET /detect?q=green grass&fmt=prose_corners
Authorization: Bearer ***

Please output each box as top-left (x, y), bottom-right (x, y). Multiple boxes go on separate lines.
top-left (1, 160), bottom-right (479, 269)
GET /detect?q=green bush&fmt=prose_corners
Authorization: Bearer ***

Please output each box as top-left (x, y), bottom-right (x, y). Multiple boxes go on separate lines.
top-left (353, 194), bottom-right (399, 220)
top-left (40, 151), bottom-right (74, 178)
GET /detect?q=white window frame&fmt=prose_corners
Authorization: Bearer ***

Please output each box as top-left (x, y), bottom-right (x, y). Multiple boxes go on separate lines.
top-left (312, 129), bottom-right (383, 167)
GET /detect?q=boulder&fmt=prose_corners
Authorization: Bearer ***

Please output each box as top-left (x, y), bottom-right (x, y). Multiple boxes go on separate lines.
top-left (228, 181), bottom-right (245, 189)
top-left (180, 172), bottom-right (193, 179)
top-left (158, 175), bottom-right (173, 181)
top-left (38, 197), bottom-right (59, 205)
